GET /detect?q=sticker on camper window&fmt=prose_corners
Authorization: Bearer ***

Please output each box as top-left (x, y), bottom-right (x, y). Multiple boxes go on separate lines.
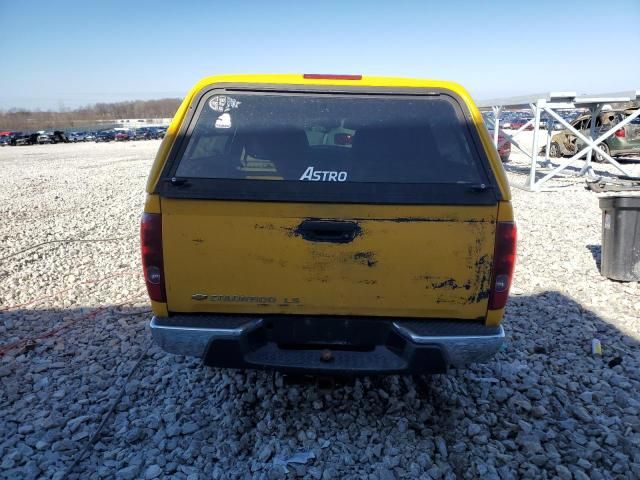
top-left (299, 166), bottom-right (347, 182)
top-left (208, 95), bottom-right (241, 112)
top-left (214, 113), bottom-right (232, 129)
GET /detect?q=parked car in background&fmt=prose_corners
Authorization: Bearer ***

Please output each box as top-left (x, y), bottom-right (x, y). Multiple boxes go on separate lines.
top-left (37, 132), bottom-right (54, 144)
top-left (84, 132), bottom-right (96, 141)
top-left (150, 128), bottom-right (163, 139)
top-left (548, 109), bottom-right (640, 161)
top-left (509, 118), bottom-right (533, 130)
top-left (133, 127), bottom-right (166, 140)
top-left (115, 131), bottom-right (131, 141)
top-left (95, 130), bottom-right (116, 142)
top-left (0, 131), bottom-right (22, 146)
top-left (68, 131), bottom-right (87, 142)
top-left (132, 128), bottom-right (154, 140)
top-left (536, 116), bottom-right (563, 131)
top-left (15, 134), bottom-right (36, 146)
top-left (39, 131), bottom-right (69, 144)
top-left (538, 117), bottom-right (548, 130)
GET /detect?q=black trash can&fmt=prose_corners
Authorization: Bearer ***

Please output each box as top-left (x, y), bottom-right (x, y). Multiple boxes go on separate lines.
top-left (599, 196), bottom-right (640, 281)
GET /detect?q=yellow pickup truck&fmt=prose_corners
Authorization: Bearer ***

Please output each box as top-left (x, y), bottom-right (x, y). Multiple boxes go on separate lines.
top-left (141, 74), bottom-right (516, 375)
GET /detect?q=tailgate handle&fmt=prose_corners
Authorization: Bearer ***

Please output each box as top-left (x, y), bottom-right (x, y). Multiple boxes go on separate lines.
top-left (296, 220), bottom-right (360, 243)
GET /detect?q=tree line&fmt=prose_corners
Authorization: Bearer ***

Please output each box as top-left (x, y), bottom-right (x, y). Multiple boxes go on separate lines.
top-left (0, 98), bottom-right (181, 131)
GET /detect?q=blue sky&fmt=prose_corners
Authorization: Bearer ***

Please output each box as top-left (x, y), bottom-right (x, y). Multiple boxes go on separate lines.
top-left (1, 0), bottom-right (639, 110)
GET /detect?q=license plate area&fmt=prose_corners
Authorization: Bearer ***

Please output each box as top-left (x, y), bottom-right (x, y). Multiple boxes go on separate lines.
top-left (262, 315), bottom-right (391, 349)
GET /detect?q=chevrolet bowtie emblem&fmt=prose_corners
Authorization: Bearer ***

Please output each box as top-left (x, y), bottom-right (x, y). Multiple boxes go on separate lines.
top-left (191, 293), bottom-right (208, 301)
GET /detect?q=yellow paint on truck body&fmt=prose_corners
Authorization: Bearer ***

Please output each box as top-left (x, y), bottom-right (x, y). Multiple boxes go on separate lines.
top-left (162, 200), bottom-right (496, 319)
top-left (144, 194), bottom-right (161, 214)
top-left (151, 300), bottom-right (168, 317)
top-left (145, 74), bottom-right (514, 325)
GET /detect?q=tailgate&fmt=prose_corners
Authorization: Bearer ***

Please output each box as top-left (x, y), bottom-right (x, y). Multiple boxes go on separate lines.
top-left (162, 200), bottom-right (496, 319)
top-left (156, 87), bottom-right (502, 320)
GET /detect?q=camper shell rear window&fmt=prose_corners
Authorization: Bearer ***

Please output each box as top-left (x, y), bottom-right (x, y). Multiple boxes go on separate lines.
top-left (159, 87), bottom-right (499, 205)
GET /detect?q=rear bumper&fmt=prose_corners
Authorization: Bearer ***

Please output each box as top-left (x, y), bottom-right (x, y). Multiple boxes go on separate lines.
top-left (150, 315), bottom-right (504, 375)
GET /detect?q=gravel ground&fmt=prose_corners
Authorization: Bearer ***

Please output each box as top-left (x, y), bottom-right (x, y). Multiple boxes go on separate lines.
top-left (1, 140), bottom-right (639, 480)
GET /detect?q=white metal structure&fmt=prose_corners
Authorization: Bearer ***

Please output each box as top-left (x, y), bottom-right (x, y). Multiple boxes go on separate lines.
top-left (478, 91), bottom-right (640, 191)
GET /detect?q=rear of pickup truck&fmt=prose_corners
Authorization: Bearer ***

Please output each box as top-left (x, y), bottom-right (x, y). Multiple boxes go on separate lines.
top-left (142, 74), bottom-right (516, 374)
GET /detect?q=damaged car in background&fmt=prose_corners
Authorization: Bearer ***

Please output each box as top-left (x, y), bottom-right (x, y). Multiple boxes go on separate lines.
top-left (548, 109), bottom-right (640, 161)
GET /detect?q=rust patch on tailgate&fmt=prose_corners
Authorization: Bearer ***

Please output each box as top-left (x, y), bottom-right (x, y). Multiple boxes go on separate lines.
top-left (353, 251), bottom-right (377, 267)
top-left (468, 254), bottom-right (492, 302)
top-left (431, 278), bottom-right (472, 290)
top-left (420, 223), bottom-right (493, 305)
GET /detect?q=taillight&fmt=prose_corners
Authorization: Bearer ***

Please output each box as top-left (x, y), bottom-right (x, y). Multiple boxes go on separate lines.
top-left (488, 222), bottom-right (517, 310)
top-left (140, 213), bottom-right (166, 302)
top-left (615, 129), bottom-right (625, 138)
